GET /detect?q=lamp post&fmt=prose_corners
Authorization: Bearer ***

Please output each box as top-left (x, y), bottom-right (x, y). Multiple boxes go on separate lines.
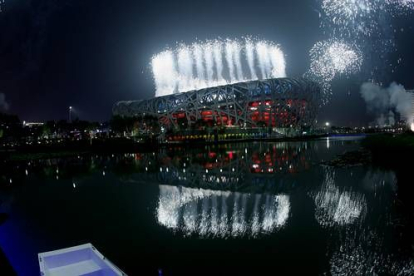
top-left (325, 122), bottom-right (330, 135)
top-left (69, 106), bottom-right (72, 123)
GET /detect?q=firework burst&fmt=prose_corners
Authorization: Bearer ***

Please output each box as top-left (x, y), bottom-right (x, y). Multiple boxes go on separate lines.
top-left (320, 0), bottom-right (385, 38)
top-left (309, 40), bottom-right (363, 80)
top-left (320, 0), bottom-right (413, 38)
top-left (388, 0), bottom-right (414, 10)
top-left (305, 39), bottom-right (363, 102)
top-left (317, 0), bottom-right (413, 89)
top-left (151, 38), bottom-right (286, 97)
top-left (386, 0), bottom-right (414, 16)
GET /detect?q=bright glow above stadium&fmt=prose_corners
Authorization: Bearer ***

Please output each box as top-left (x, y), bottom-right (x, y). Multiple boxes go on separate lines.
top-left (151, 39), bottom-right (286, 97)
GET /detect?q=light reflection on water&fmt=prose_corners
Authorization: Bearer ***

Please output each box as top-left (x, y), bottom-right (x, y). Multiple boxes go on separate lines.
top-left (156, 185), bottom-right (290, 237)
top-left (313, 168), bottom-right (414, 275)
top-left (152, 142), bottom-right (414, 273)
top-left (1, 138), bottom-right (414, 275)
top-left (329, 228), bottom-right (414, 276)
top-left (311, 168), bottom-right (367, 227)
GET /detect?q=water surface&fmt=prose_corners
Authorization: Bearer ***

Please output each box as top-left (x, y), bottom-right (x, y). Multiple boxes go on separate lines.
top-left (0, 138), bottom-right (413, 275)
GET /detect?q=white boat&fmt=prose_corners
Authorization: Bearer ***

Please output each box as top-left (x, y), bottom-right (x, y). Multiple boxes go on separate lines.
top-left (38, 243), bottom-right (126, 276)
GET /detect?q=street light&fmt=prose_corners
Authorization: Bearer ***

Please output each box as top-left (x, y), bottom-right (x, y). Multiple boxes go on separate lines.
top-left (325, 122), bottom-right (331, 135)
top-left (69, 106), bottom-right (73, 123)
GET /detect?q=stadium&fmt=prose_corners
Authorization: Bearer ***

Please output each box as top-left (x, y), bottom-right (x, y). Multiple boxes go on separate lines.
top-left (113, 77), bottom-right (321, 132)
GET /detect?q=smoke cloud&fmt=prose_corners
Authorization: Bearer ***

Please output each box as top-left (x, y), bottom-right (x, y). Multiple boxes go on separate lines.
top-left (0, 93), bottom-right (9, 112)
top-left (360, 82), bottom-right (413, 127)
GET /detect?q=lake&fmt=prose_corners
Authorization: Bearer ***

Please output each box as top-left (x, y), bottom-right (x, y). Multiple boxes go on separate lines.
top-left (0, 137), bottom-right (413, 275)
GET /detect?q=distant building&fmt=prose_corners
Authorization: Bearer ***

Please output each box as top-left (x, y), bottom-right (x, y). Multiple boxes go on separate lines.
top-left (23, 122), bottom-right (44, 127)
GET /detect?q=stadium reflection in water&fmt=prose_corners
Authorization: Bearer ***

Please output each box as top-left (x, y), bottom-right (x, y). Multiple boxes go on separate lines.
top-left (156, 185), bottom-right (290, 237)
top-left (147, 142), bottom-right (312, 192)
top-left (150, 142), bottom-right (304, 237)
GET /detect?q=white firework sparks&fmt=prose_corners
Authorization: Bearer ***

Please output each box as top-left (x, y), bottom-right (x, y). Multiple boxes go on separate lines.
top-left (320, 0), bottom-right (413, 37)
top-left (325, 41), bottom-right (363, 74)
top-left (321, 0), bottom-right (378, 23)
top-left (305, 40), bottom-right (363, 102)
top-left (309, 56), bottom-right (336, 83)
top-left (318, 0), bottom-right (413, 83)
top-left (151, 50), bottom-right (178, 97)
top-left (309, 40), bottom-right (363, 81)
top-left (388, 0), bottom-right (414, 10)
top-left (320, 0), bottom-right (384, 37)
top-left (151, 38), bottom-right (286, 97)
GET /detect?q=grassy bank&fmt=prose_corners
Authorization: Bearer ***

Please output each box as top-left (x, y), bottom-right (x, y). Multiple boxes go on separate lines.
top-left (362, 133), bottom-right (414, 221)
top-left (361, 133), bottom-right (414, 168)
top-left (319, 133), bottom-right (414, 169)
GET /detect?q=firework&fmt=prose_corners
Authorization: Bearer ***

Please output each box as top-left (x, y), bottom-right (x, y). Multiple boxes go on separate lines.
top-left (319, 0), bottom-right (413, 35)
top-left (151, 38), bottom-right (286, 97)
top-left (388, 0), bottom-right (414, 10)
top-left (151, 50), bottom-right (178, 97)
top-left (320, 0), bottom-right (384, 38)
top-left (319, 0), bottom-right (412, 44)
top-left (304, 40), bottom-right (363, 103)
top-left (309, 40), bottom-right (363, 81)
top-left (318, 0), bottom-right (413, 82)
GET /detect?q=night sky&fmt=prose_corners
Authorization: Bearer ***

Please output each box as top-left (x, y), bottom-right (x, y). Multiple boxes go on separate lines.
top-left (0, 0), bottom-right (413, 126)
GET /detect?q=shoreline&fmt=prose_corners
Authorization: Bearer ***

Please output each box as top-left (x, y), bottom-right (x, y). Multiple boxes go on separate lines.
top-left (1, 134), bottom-right (333, 161)
top-left (321, 132), bottom-right (414, 169)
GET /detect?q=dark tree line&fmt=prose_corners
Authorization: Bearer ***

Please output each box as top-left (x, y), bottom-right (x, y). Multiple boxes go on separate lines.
top-left (0, 112), bottom-right (104, 141)
top-left (0, 112), bottom-right (21, 140)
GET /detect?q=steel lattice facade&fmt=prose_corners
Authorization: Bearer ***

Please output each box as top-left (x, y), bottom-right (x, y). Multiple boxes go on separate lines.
top-left (113, 78), bottom-right (321, 129)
